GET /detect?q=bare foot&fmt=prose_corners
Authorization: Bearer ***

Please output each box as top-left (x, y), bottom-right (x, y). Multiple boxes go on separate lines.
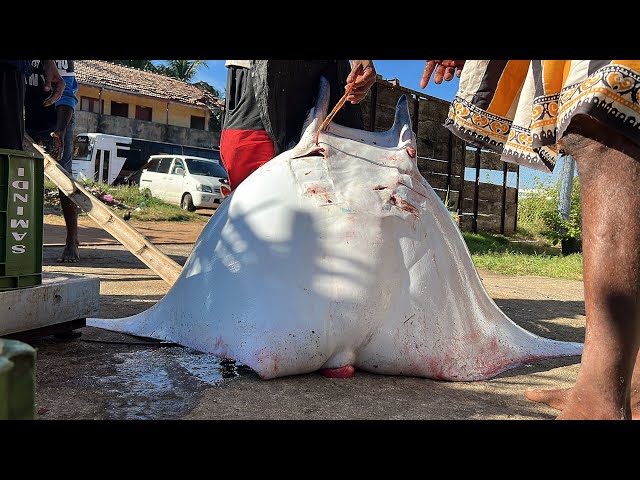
top-left (57, 242), bottom-right (80, 263)
top-left (525, 387), bottom-right (571, 411)
top-left (526, 387), bottom-right (631, 419)
top-left (527, 387), bottom-right (640, 419)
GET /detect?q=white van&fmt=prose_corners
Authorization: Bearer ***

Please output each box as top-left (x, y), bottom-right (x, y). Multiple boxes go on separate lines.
top-left (139, 155), bottom-right (228, 211)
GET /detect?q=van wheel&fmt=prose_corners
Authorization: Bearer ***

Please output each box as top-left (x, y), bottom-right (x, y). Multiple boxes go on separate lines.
top-left (181, 193), bottom-right (195, 212)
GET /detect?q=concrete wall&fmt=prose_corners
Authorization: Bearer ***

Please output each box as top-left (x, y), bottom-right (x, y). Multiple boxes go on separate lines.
top-left (74, 111), bottom-right (220, 149)
top-left (77, 85), bottom-right (210, 130)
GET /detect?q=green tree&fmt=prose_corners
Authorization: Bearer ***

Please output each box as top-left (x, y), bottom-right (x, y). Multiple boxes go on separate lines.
top-left (159, 60), bottom-right (208, 82)
top-left (517, 176), bottom-right (582, 249)
top-left (192, 80), bottom-right (222, 99)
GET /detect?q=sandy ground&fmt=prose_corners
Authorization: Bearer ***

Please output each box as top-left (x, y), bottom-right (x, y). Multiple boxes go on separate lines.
top-left (27, 213), bottom-right (586, 420)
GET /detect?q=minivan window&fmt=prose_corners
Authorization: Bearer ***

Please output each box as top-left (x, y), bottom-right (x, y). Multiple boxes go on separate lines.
top-left (171, 159), bottom-right (185, 174)
top-left (145, 158), bottom-right (161, 172)
top-left (185, 159), bottom-right (227, 178)
top-left (156, 157), bottom-right (173, 174)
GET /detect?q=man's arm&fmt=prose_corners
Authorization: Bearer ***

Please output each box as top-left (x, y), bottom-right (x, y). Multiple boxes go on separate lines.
top-left (41, 60), bottom-right (65, 106)
top-left (49, 74), bottom-right (78, 161)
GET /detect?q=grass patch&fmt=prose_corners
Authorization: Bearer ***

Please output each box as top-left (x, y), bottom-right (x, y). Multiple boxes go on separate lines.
top-left (44, 179), bottom-right (206, 222)
top-left (462, 232), bottom-right (583, 280)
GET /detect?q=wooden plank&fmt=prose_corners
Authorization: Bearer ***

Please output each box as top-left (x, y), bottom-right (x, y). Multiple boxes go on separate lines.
top-left (462, 198), bottom-right (506, 216)
top-left (460, 213), bottom-right (505, 233)
top-left (416, 139), bottom-right (451, 162)
top-left (476, 215), bottom-right (504, 233)
top-left (461, 190), bottom-right (518, 216)
top-left (28, 135), bottom-right (183, 286)
top-left (417, 157), bottom-right (459, 176)
top-left (504, 212), bottom-right (516, 234)
top-left (418, 96), bottom-right (450, 123)
top-left (464, 148), bottom-right (518, 172)
top-left (477, 182), bottom-right (509, 204)
top-left (416, 117), bottom-right (451, 145)
top-left (424, 173), bottom-right (451, 191)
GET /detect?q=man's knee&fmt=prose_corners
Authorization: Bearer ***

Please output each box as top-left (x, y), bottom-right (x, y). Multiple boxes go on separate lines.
top-left (560, 114), bottom-right (640, 161)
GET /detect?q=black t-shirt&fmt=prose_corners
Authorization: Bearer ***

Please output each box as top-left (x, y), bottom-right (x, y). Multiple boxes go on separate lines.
top-left (24, 60), bottom-right (74, 133)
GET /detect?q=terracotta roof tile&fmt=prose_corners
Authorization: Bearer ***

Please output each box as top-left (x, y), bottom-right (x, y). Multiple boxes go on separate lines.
top-left (75, 60), bottom-right (223, 111)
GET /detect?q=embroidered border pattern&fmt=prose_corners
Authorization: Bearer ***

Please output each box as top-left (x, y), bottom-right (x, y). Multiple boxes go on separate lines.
top-left (556, 64), bottom-right (640, 141)
top-left (444, 96), bottom-right (512, 153)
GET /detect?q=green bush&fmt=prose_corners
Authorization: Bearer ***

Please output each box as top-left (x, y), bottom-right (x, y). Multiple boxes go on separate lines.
top-left (517, 176), bottom-right (582, 246)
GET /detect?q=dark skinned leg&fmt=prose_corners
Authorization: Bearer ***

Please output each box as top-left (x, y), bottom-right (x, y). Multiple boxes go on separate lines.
top-left (57, 189), bottom-right (79, 262)
top-left (525, 115), bottom-right (640, 419)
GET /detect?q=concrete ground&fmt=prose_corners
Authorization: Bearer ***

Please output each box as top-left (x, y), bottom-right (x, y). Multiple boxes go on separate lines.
top-left (29, 214), bottom-right (585, 420)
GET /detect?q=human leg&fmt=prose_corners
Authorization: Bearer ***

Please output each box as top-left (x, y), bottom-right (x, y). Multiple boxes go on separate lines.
top-left (57, 116), bottom-right (79, 262)
top-left (526, 115), bottom-right (640, 419)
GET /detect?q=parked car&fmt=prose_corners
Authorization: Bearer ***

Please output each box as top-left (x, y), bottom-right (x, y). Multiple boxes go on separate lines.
top-left (139, 155), bottom-right (228, 211)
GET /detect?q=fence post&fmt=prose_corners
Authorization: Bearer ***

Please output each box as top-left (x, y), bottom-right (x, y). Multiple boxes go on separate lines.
top-left (369, 82), bottom-right (378, 132)
top-left (500, 161), bottom-right (508, 234)
top-left (558, 154), bottom-right (576, 221)
top-left (412, 95), bottom-right (420, 136)
top-left (446, 131), bottom-right (453, 193)
top-left (514, 164), bottom-right (520, 232)
top-left (457, 143), bottom-right (465, 217)
top-left (473, 148), bottom-right (480, 234)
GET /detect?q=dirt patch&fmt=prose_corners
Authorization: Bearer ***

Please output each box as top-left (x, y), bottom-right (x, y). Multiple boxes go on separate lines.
top-left (28, 219), bottom-right (586, 420)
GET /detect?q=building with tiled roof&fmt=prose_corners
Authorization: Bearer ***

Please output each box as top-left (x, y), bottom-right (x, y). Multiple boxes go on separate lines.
top-left (73, 60), bottom-right (223, 149)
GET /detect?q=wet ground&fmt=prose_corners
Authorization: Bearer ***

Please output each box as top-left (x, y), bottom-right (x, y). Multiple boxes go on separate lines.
top-left (29, 230), bottom-right (586, 420)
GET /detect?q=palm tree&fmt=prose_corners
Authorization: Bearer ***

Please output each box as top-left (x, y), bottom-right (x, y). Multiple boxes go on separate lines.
top-left (159, 60), bottom-right (208, 82)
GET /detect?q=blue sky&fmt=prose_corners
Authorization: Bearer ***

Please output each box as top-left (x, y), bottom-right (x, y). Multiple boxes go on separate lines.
top-left (190, 60), bottom-right (461, 102)
top-left (174, 60), bottom-right (569, 189)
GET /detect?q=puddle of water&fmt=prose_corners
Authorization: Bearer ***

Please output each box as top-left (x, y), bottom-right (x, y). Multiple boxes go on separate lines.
top-left (95, 347), bottom-right (247, 419)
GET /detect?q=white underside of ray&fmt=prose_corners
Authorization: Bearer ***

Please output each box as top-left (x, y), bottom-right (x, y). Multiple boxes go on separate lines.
top-left (88, 77), bottom-right (582, 381)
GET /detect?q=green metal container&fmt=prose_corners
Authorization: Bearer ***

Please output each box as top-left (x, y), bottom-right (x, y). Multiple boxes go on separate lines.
top-left (0, 339), bottom-right (36, 420)
top-left (0, 148), bottom-right (44, 291)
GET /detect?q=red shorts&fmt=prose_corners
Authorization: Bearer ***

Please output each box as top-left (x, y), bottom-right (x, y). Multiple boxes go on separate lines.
top-left (220, 129), bottom-right (275, 191)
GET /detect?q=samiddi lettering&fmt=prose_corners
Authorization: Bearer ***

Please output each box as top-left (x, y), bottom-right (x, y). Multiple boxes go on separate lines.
top-left (9, 166), bottom-right (30, 255)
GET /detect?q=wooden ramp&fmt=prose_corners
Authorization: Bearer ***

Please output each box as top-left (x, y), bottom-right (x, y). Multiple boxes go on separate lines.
top-left (26, 135), bottom-right (182, 286)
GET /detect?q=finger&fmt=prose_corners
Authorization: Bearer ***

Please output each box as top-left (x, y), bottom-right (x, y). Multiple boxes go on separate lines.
top-left (42, 92), bottom-right (56, 107)
top-left (43, 83), bottom-right (64, 107)
top-left (420, 61), bottom-right (438, 89)
top-left (346, 63), bottom-right (365, 84)
top-left (352, 69), bottom-right (374, 86)
top-left (443, 66), bottom-right (455, 81)
top-left (433, 63), bottom-right (448, 84)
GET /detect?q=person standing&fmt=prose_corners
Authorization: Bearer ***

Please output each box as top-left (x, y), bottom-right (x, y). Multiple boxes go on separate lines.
top-left (25, 60), bottom-right (80, 263)
top-left (422, 59), bottom-right (640, 420)
top-left (0, 60), bottom-right (64, 150)
top-left (220, 60), bottom-right (376, 191)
